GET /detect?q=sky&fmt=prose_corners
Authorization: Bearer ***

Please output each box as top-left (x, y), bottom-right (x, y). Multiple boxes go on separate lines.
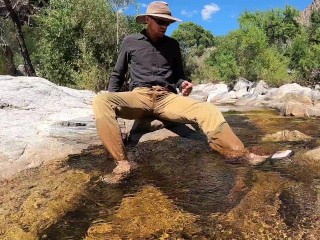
top-left (123, 0), bottom-right (312, 36)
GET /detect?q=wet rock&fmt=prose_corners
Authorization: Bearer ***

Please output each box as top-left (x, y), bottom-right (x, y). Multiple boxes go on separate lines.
top-left (279, 100), bottom-right (310, 117)
top-left (0, 76), bottom-right (100, 179)
top-left (262, 130), bottom-right (313, 142)
top-left (85, 185), bottom-right (198, 239)
top-left (305, 147), bottom-right (320, 162)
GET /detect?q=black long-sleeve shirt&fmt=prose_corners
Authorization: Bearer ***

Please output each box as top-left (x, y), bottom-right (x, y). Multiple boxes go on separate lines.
top-left (108, 30), bottom-right (187, 93)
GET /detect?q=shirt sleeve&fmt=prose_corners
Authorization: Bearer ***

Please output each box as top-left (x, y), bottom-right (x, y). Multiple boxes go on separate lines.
top-left (108, 38), bottom-right (130, 92)
top-left (173, 41), bottom-right (190, 90)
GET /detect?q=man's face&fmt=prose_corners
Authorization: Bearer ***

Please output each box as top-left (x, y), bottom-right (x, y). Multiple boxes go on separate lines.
top-left (146, 16), bottom-right (172, 39)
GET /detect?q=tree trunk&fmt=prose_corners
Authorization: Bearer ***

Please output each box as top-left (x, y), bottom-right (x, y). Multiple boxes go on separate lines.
top-left (3, 0), bottom-right (36, 76)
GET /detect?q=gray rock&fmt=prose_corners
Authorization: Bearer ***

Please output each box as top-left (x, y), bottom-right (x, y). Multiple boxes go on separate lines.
top-left (206, 84), bottom-right (229, 103)
top-left (0, 76), bottom-right (100, 179)
top-left (265, 83), bottom-right (312, 102)
top-left (203, 83), bottom-right (228, 94)
top-left (311, 90), bottom-right (320, 104)
top-left (305, 106), bottom-right (320, 117)
top-left (233, 77), bottom-right (253, 92)
top-left (279, 100), bottom-right (310, 117)
top-left (188, 90), bottom-right (208, 102)
top-left (235, 94), bottom-right (266, 107)
top-left (252, 80), bottom-right (270, 95)
top-left (16, 65), bottom-right (28, 76)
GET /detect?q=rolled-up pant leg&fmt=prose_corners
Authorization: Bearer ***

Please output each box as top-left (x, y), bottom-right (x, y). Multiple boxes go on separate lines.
top-left (155, 93), bottom-right (248, 158)
top-left (92, 89), bottom-right (152, 161)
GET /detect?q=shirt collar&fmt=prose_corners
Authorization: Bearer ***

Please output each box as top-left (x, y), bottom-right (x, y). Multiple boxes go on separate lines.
top-left (137, 30), bottom-right (147, 40)
top-left (138, 29), bottom-right (167, 43)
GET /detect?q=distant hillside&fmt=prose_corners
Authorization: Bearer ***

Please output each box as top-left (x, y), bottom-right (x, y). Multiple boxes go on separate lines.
top-left (300, 0), bottom-right (320, 25)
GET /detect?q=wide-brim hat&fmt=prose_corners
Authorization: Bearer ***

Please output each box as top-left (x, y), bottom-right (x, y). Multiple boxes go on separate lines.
top-left (136, 1), bottom-right (182, 24)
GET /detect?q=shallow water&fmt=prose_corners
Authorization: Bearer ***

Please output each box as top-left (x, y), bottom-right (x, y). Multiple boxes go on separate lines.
top-left (1, 110), bottom-right (320, 239)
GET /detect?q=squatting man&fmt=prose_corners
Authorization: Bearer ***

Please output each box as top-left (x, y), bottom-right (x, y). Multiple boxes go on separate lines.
top-left (93, 1), bottom-right (274, 182)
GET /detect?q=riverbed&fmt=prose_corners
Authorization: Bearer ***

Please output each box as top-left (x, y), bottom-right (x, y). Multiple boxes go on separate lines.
top-left (1, 109), bottom-right (319, 239)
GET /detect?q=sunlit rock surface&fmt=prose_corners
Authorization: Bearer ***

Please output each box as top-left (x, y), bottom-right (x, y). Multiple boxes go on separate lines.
top-left (0, 76), bottom-right (100, 179)
top-left (262, 130), bottom-right (313, 142)
top-left (192, 81), bottom-right (320, 117)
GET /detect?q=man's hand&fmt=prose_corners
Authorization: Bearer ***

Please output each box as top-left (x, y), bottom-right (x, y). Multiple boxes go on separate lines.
top-left (181, 81), bottom-right (193, 96)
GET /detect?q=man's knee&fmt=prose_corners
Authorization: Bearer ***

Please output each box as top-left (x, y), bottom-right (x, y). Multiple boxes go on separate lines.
top-left (93, 92), bottom-right (112, 107)
top-left (195, 102), bottom-right (225, 123)
top-left (199, 102), bottom-right (221, 114)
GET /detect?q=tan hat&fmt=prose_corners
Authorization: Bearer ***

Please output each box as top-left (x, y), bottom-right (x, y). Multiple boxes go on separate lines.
top-left (136, 1), bottom-right (182, 24)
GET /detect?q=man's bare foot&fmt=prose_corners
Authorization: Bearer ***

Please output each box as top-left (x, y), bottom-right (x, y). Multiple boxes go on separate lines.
top-left (113, 160), bottom-right (132, 175)
top-left (100, 160), bottom-right (138, 184)
top-left (246, 153), bottom-right (269, 166)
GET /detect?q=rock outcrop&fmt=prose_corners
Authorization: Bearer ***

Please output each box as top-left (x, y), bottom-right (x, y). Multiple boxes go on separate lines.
top-left (300, 0), bottom-right (320, 26)
top-left (191, 80), bottom-right (320, 117)
top-left (0, 76), bottom-right (100, 179)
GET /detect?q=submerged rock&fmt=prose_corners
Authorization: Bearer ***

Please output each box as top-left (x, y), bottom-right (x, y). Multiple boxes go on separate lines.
top-left (305, 147), bottom-right (320, 162)
top-left (262, 130), bottom-right (313, 142)
top-left (85, 185), bottom-right (198, 239)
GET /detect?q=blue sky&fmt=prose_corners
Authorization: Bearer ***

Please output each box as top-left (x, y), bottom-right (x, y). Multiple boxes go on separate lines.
top-left (123, 0), bottom-right (312, 36)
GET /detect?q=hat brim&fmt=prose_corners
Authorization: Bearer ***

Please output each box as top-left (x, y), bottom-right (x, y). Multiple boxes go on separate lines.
top-left (136, 14), bottom-right (182, 24)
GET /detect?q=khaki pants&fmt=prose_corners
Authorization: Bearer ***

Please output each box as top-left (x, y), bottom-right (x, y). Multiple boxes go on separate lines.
top-left (93, 86), bottom-right (248, 161)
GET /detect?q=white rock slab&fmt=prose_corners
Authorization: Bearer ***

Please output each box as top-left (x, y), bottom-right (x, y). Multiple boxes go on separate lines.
top-left (0, 76), bottom-right (101, 179)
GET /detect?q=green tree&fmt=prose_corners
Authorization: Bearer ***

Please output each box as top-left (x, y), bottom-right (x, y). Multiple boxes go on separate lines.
top-left (34, 0), bottom-right (135, 90)
top-left (239, 6), bottom-right (301, 47)
top-left (309, 10), bottom-right (320, 44)
top-left (171, 22), bottom-right (215, 54)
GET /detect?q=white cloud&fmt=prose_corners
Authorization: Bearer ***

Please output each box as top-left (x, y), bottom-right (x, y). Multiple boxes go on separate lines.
top-left (201, 3), bottom-right (220, 20)
top-left (140, 3), bottom-right (148, 8)
top-left (181, 9), bottom-right (198, 17)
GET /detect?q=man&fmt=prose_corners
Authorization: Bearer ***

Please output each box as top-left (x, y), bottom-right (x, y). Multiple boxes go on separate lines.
top-left (93, 1), bottom-right (269, 182)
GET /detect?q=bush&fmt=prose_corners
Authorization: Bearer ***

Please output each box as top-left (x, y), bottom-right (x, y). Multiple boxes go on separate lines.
top-left (255, 47), bottom-right (292, 86)
top-left (34, 0), bottom-right (137, 91)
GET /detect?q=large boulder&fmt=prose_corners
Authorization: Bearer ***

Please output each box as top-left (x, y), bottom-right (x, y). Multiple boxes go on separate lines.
top-left (265, 83), bottom-right (312, 102)
top-left (251, 80), bottom-right (270, 95)
top-left (233, 77), bottom-right (253, 92)
top-left (0, 76), bottom-right (100, 179)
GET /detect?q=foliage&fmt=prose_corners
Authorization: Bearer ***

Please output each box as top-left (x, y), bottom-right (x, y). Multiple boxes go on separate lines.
top-left (3, 0), bottom-right (319, 88)
top-left (309, 10), bottom-right (320, 44)
top-left (171, 22), bottom-right (216, 82)
top-left (202, 6), bottom-right (309, 86)
top-left (171, 22), bottom-right (216, 54)
top-left (238, 6), bottom-right (301, 47)
top-left (34, 0), bottom-right (137, 91)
